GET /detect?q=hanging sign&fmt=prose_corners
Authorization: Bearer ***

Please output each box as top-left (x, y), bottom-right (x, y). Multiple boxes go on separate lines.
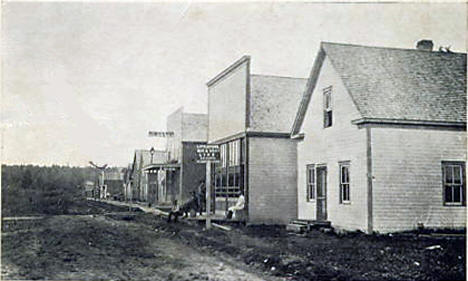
top-left (196, 144), bottom-right (220, 163)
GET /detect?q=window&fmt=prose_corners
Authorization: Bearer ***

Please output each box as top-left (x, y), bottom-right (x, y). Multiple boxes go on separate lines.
top-left (442, 161), bottom-right (465, 206)
top-left (214, 139), bottom-right (244, 199)
top-left (220, 144), bottom-right (227, 168)
top-left (323, 86), bottom-right (333, 128)
top-left (339, 162), bottom-right (350, 203)
top-left (228, 140), bottom-right (240, 166)
top-left (306, 165), bottom-right (316, 201)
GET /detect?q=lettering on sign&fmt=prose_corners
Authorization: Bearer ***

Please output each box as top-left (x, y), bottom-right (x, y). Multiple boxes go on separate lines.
top-left (148, 131), bottom-right (174, 137)
top-left (196, 144), bottom-right (220, 163)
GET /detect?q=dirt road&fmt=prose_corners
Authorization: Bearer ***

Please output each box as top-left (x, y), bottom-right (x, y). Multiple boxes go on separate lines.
top-left (3, 201), bottom-right (465, 281)
top-left (2, 213), bottom-right (276, 281)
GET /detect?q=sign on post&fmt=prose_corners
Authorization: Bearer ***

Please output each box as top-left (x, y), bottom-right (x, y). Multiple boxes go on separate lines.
top-left (196, 144), bottom-right (220, 230)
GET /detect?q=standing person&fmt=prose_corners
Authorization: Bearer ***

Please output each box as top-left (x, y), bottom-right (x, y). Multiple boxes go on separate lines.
top-left (226, 189), bottom-right (245, 219)
top-left (197, 180), bottom-right (205, 215)
top-left (167, 199), bottom-right (182, 223)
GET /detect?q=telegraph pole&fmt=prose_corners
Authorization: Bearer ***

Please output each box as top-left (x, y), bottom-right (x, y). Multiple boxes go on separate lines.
top-left (89, 161), bottom-right (108, 199)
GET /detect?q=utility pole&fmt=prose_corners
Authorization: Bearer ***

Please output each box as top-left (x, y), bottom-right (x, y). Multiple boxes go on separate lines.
top-left (89, 161), bottom-right (108, 200)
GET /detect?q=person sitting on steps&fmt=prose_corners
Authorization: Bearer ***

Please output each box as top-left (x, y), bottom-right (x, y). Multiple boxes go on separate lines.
top-left (226, 189), bottom-right (245, 220)
top-left (167, 199), bottom-right (182, 223)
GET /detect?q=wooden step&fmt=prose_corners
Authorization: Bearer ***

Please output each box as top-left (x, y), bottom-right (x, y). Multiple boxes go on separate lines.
top-left (290, 219), bottom-right (309, 225)
top-left (286, 223), bottom-right (308, 233)
top-left (289, 219), bottom-right (332, 231)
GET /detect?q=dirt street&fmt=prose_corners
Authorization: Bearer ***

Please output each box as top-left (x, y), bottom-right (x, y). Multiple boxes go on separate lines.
top-left (2, 201), bottom-right (465, 281)
top-left (2, 213), bottom-right (275, 281)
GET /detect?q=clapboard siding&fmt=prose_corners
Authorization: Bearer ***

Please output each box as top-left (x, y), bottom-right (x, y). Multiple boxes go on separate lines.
top-left (372, 127), bottom-right (467, 233)
top-left (297, 56), bottom-right (369, 232)
top-left (248, 137), bottom-right (298, 224)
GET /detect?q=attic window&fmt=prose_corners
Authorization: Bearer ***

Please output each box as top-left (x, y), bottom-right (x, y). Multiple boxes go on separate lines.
top-left (323, 86), bottom-right (333, 128)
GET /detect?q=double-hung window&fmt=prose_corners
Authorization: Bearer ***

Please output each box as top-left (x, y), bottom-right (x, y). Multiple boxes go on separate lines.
top-left (323, 86), bottom-right (333, 128)
top-left (442, 161), bottom-right (465, 206)
top-left (306, 165), bottom-right (316, 201)
top-left (339, 162), bottom-right (350, 203)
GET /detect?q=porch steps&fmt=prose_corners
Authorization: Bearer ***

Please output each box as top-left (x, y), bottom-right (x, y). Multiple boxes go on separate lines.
top-left (286, 219), bottom-right (332, 233)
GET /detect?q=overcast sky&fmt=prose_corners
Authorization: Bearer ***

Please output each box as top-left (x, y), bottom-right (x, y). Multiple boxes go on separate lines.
top-left (2, 1), bottom-right (466, 167)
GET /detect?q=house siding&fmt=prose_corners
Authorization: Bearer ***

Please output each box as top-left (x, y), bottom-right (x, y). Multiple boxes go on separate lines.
top-left (372, 127), bottom-right (467, 233)
top-left (248, 137), bottom-right (298, 224)
top-left (297, 56), bottom-right (369, 232)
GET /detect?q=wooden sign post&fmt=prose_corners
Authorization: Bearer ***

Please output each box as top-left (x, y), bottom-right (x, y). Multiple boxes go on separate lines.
top-left (205, 162), bottom-right (212, 229)
top-left (196, 144), bottom-right (220, 230)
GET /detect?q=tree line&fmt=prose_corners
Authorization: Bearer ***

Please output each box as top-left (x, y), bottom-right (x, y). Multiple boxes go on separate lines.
top-left (2, 165), bottom-right (98, 216)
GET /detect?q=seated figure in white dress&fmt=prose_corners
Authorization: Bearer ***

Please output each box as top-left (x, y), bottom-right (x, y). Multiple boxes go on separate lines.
top-left (226, 190), bottom-right (245, 219)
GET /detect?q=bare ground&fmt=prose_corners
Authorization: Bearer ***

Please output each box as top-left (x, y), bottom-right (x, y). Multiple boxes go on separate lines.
top-left (2, 201), bottom-right (465, 281)
top-left (2, 214), bottom-right (275, 281)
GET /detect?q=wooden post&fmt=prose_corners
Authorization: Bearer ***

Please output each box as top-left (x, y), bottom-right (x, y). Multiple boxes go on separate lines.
top-left (206, 162), bottom-right (211, 230)
top-left (101, 170), bottom-right (105, 199)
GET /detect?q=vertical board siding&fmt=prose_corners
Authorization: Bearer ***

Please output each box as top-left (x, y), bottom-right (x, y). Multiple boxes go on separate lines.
top-left (372, 127), bottom-right (467, 233)
top-left (248, 137), bottom-right (298, 224)
top-left (297, 56), bottom-right (368, 232)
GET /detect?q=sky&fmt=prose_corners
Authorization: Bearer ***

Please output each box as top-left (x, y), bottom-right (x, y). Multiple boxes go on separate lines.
top-left (2, 1), bottom-right (466, 167)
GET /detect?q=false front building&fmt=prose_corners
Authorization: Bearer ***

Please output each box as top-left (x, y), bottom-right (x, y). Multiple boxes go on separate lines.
top-left (143, 107), bottom-right (208, 205)
top-left (207, 56), bottom-right (307, 224)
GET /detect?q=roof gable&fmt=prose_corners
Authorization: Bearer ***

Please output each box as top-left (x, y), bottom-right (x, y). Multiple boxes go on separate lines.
top-left (292, 42), bottom-right (467, 134)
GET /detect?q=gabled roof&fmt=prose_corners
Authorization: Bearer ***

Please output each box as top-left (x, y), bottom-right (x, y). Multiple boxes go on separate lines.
top-left (131, 149), bottom-right (166, 174)
top-left (250, 74), bottom-right (307, 133)
top-left (292, 42), bottom-right (467, 134)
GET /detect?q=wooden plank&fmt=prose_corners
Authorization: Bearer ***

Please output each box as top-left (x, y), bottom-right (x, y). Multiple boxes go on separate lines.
top-left (212, 223), bottom-right (232, 231)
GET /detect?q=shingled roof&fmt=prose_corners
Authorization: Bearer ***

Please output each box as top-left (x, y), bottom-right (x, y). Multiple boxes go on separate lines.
top-left (292, 42), bottom-right (467, 134)
top-left (250, 74), bottom-right (307, 133)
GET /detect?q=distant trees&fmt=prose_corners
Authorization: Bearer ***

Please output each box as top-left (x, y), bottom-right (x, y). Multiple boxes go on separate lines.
top-left (2, 165), bottom-right (97, 216)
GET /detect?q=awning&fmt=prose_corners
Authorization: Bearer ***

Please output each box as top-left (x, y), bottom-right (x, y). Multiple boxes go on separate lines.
top-left (143, 163), bottom-right (181, 172)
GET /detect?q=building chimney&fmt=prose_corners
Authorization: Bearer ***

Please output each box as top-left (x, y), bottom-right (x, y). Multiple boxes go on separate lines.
top-left (416, 40), bottom-right (434, 51)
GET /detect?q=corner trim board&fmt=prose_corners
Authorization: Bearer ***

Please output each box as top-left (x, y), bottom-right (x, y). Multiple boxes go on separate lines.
top-left (366, 127), bottom-right (373, 234)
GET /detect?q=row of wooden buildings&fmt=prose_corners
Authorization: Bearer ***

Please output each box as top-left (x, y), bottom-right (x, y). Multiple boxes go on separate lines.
top-left (125, 40), bottom-right (466, 233)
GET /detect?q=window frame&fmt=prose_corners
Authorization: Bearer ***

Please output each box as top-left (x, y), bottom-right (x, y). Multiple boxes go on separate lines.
top-left (442, 161), bottom-right (466, 206)
top-left (306, 164), bottom-right (316, 201)
top-left (323, 86), bottom-right (333, 128)
top-left (339, 161), bottom-right (351, 204)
